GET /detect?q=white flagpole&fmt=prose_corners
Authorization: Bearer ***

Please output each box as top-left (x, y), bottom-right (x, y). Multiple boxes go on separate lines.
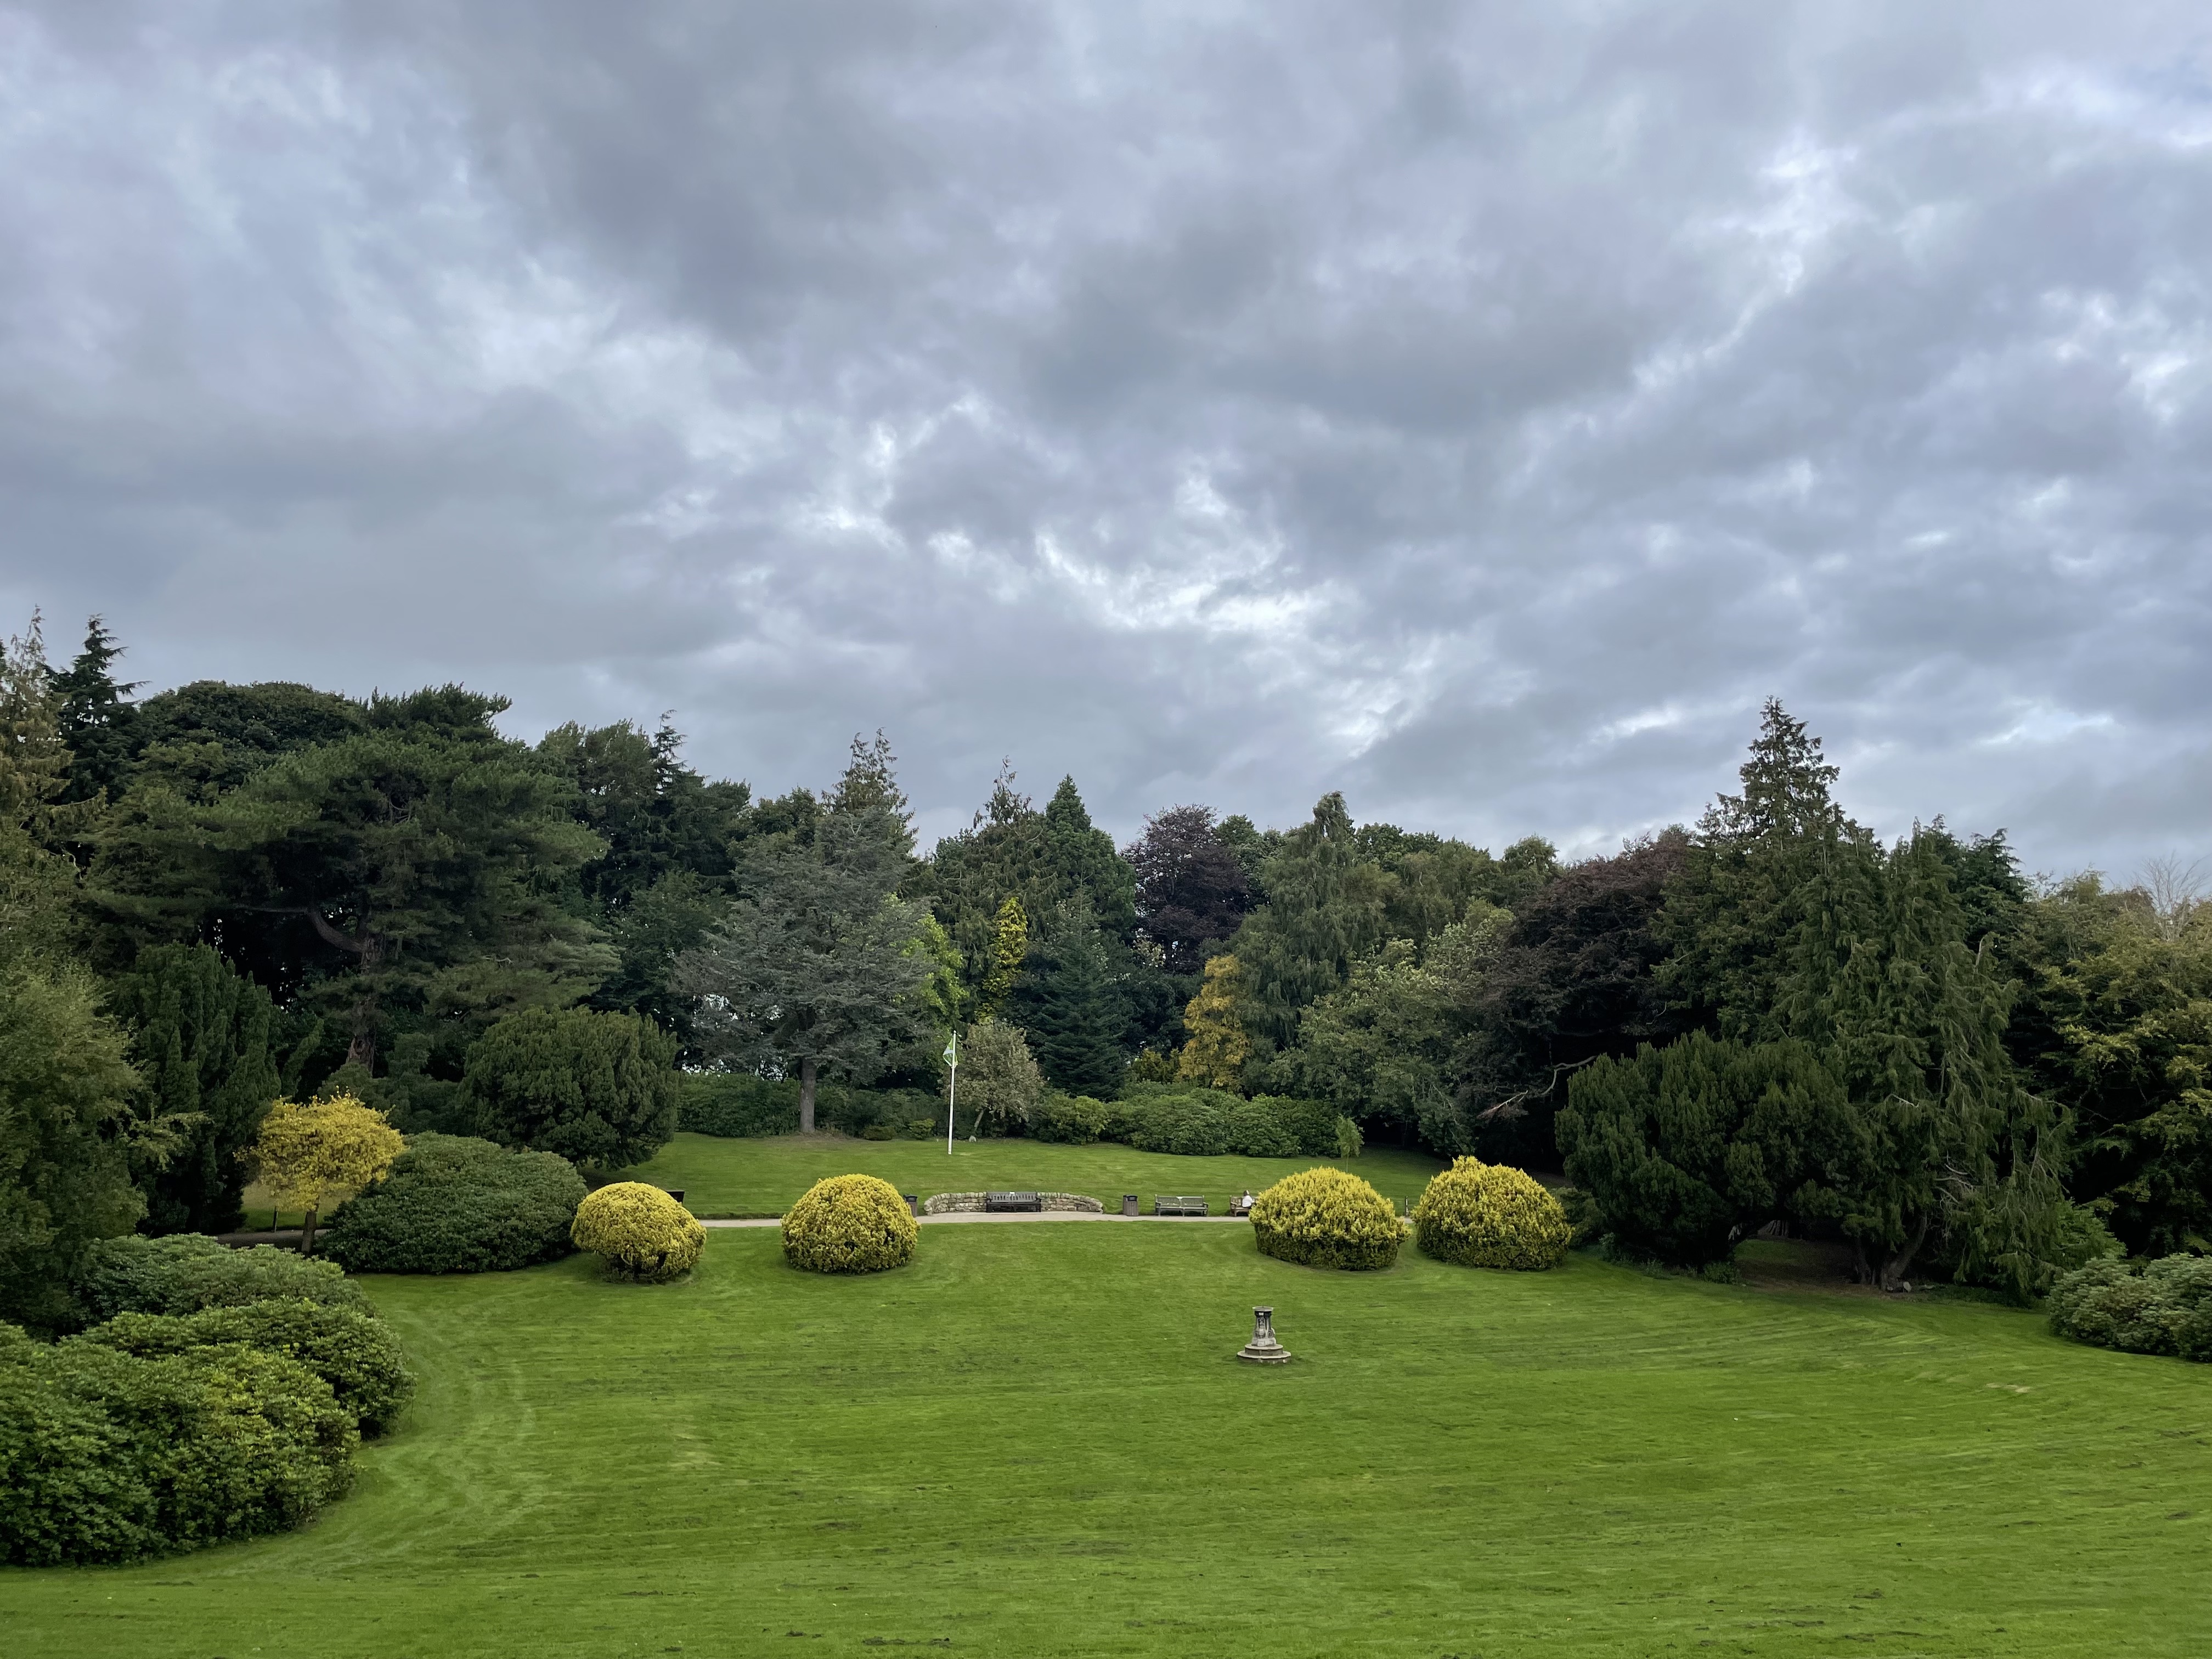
top-left (944, 1033), bottom-right (958, 1155)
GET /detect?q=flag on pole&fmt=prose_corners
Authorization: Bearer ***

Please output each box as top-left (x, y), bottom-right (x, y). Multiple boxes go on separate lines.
top-left (943, 1035), bottom-right (957, 1066)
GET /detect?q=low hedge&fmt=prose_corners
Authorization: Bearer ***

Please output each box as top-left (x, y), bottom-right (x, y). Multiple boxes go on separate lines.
top-left (0, 1332), bottom-right (357, 1565)
top-left (679, 1074), bottom-right (945, 1139)
top-left (74, 1299), bottom-right (415, 1436)
top-left (75, 1235), bottom-right (368, 1327)
top-left (320, 1133), bottom-right (586, 1274)
top-left (1413, 1159), bottom-right (1571, 1271)
top-left (2048, 1254), bottom-right (2212, 1362)
top-left (1250, 1167), bottom-right (1402, 1272)
top-left (1109, 1086), bottom-right (1344, 1158)
top-left (572, 1183), bottom-right (703, 1283)
top-left (781, 1175), bottom-right (918, 1274)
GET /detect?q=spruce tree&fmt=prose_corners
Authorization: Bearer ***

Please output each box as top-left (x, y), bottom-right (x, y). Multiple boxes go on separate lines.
top-left (1008, 924), bottom-right (1126, 1096)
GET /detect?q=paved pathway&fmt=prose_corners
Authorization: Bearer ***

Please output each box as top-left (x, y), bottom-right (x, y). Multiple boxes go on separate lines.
top-left (702, 1211), bottom-right (1249, 1228)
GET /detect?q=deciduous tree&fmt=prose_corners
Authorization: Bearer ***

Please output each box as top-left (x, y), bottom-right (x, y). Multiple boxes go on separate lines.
top-left (243, 1092), bottom-right (403, 1256)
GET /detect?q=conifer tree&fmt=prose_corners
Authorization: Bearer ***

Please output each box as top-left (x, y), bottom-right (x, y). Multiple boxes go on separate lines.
top-left (51, 616), bottom-right (141, 806)
top-left (1008, 923), bottom-right (1126, 1096)
top-left (1176, 954), bottom-right (1250, 1089)
top-left (107, 943), bottom-right (281, 1235)
top-left (676, 735), bottom-right (931, 1133)
top-left (977, 895), bottom-right (1028, 1017)
top-left (1228, 793), bottom-right (1391, 1048)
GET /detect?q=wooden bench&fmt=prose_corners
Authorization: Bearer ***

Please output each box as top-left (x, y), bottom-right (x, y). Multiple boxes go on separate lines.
top-left (983, 1190), bottom-right (1042, 1212)
top-left (1153, 1195), bottom-right (1209, 1217)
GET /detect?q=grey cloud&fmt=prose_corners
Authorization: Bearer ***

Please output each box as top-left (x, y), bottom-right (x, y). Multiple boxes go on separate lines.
top-left (1, 0), bottom-right (2207, 882)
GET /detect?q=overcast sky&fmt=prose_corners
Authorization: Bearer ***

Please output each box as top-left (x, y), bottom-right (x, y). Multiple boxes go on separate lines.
top-left (3, 2), bottom-right (2208, 874)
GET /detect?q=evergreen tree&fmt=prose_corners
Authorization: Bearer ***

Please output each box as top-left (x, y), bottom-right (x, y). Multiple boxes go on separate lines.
top-left (92, 686), bottom-right (613, 1076)
top-left (1228, 793), bottom-right (1392, 1049)
top-left (676, 736), bottom-right (930, 1132)
top-left (51, 617), bottom-right (140, 807)
top-left (1782, 826), bottom-right (2074, 1293)
top-left (0, 616), bottom-right (87, 963)
top-left (918, 766), bottom-right (1136, 1003)
top-left (1175, 954), bottom-right (1250, 1089)
top-left (0, 963), bottom-right (144, 1329)
top-left (977, 896), bottom-right (1028, 1017)
top-left (1661, 698), bottom-right (1866, 1039)
top-left (107, 943), bottom-right (280, 1235)
top-left (1007, 924), bottom-right (1127, 1096)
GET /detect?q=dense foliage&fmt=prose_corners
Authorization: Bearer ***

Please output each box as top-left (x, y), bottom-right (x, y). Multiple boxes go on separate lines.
top-left (2046, 1255), bottom-right (2212, 1362)
top-left (461, 1007), bottom-right (679, 1174)
top-left (75, 1297), bottom-right (415, 1435)
top-left (1412, 1159), bottom-right (1571, 1270)
top-left (570, 1182), bottom-right (703, 1283)
top-left (1249, 1167), bottom-right (1402, 1272)
top-left (780, 1173), bottom-right (918, 1274)
top-left (75, 1233), bottom-right (368, 1324)
top-left (0, 1331), bottom-right (358, 1565)
top-left (1, 608), bottom-right (2200, 1322)
top-left (320, 1134), bottom-right (585, 1274)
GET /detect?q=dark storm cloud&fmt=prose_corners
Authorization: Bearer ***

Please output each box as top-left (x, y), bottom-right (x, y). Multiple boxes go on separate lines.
top-left (2, 0), bottom-right (2208, 873)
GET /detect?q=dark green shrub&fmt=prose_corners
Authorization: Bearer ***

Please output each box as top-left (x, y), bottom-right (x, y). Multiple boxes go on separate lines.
top-left (679, 1073), bottom-right (801, 1137)
top-left (1558, 1034), bottom-right (1848, 1267)
top-left (463, 1006), bottom-right (679, 1173)
top-left (781, 1175), bottom-right (917, 1274)
top-left (1032, 1093), bottom-right (1109, 1144)
top-left (1250, 1167), bottom-right (1402, 1271)
top-left (901, 1116), bottom-right (939, 1141)
top-left (1108, 1087), bottom-right (1338, 1158)
top-left (75, 1299), bottom-right (415, 1435)
top-left (0, 1334), bottom-right (356, 1564)
top-left (76, 1235), bottom-right (368, 1325)
top-left (319, 1133), bottom-right (585, 1274)
top-left (2049, 1255), bottom-right (2212, 1361)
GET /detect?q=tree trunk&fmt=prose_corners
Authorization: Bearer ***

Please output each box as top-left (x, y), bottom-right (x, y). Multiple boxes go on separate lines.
top-left (1878, 1213), bottom-right (1930, 1293)
top-left (301, 1205), bottom-right (319, 1257)
top-left (799, 1056), bottom-right (817, 1135)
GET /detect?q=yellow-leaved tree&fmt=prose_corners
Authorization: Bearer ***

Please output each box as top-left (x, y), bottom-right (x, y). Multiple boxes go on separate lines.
top-left (977, 895), bottom-right (1029, 1017)
top-left (1175, 953), bottom-right (1249, 1088)
top-left (246, 1092), bottom-right (404, 1255)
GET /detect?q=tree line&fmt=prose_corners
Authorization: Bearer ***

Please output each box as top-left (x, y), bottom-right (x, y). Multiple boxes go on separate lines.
top-left (2, 613), bottom-right (2204, 1319)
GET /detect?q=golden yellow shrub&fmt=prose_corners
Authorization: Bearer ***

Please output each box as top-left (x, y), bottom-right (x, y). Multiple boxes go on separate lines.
top-left (1412, 1158), bottom-right (1571, 1270)
top-left (781, 1174), bottom-right (918, 1274)
top-left (1249, 1165), bottom-right (1400, 1271)
top-left (570, 1182), bottom-right (703, 1283)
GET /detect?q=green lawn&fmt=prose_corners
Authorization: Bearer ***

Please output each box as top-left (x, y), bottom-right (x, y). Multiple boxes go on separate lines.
top-left (627, 1131), bottom-right (1451, 1215)
top-left (3, 1228), bottom-right (2206, 1657)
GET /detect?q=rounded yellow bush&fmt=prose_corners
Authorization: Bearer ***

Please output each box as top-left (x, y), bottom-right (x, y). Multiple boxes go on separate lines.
top-left (1250, 1166), bottom-right (1401, 1271)
top-left (1413, 1157), bottom-right (1571, 1270)
top-left (571, 1182), bottom-right (703, 1283)
top-left (781, 1174), bottom-right (918, 1274)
